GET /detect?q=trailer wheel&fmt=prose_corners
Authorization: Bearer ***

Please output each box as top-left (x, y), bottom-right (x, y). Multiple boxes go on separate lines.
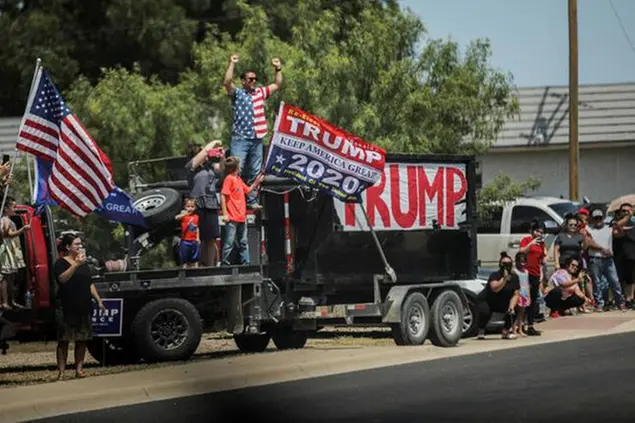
top-left (390, 291), bottom-right (430, 346)
top-left (133, 188), bottom-right (182, 227)
top-left (429, 290), bottom-right (464, 347)
top-left (86, 338), bottom-right (141, 366)
top-left (233, 333), bottom-right (271, 353)
top-left (271, 326), bottom-right (308, 350)
top-left (132, 298), bottom-right (203, 363)
top-left (462, 297), bottom-right (479, 339)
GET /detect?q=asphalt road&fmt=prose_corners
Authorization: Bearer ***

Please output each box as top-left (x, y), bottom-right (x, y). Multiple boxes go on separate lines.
top-left (33, 332), bottom-right (635, 423)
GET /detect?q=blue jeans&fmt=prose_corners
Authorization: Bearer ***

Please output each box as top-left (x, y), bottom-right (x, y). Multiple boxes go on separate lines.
top-left (588, 256), bottom-right (625, 307)
top-left (221, 221), bottom-right (249, 265)
top-left (230, 136), bottom-right (263, 206)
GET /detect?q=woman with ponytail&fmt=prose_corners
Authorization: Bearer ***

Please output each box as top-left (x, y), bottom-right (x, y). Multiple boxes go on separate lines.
top-left (519, 219), bottom-right (546, 336)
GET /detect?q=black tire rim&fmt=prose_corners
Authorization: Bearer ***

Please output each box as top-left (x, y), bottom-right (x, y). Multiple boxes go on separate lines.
top-left (150, 308), bottom-right (190, 351)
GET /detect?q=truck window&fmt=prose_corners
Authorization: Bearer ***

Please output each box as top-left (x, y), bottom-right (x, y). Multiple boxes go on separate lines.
top-left (477, 206), bottom-right (503, 234)
top-left (510, 206), bottom-right (553, 234)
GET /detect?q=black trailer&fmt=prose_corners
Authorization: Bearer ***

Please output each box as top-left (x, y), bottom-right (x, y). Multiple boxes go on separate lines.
top-left (90, 152), bottom-right (476, 363)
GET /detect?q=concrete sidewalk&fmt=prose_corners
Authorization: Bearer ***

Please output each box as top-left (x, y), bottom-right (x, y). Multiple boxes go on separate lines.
top-left (2, 313), bottom-right (635, 423)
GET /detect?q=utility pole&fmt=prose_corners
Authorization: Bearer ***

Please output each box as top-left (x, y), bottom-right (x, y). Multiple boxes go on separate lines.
top-left (568, 0), bottom-right (579, 201)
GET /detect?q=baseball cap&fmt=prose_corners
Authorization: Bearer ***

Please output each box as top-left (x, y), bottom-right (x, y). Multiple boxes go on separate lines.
top-left (577, 208), bottom-right (589, 216)
top-left (591, 209), bottom-right (604, 219)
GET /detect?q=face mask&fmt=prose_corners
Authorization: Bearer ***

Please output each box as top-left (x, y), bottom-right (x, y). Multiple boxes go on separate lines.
top-left (500, 262), bottom-right (513, 273)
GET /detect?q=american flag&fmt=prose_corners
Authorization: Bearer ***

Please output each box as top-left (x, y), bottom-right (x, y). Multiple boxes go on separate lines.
top-left (16, 68), bottom-right (114, 217)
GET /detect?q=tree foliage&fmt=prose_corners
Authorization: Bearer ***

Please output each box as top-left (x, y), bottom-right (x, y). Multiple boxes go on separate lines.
top-left (2, 0), bottom-right (524, 263)
top-left (477, 173), bottom-right (542, 220)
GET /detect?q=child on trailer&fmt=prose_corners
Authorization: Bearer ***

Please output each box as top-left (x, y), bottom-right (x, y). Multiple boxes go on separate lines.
top-left (511, 252), bottom-right (530, 337)
top-left (175, 198), bottom-right (200, 268)
top-left (220, 156), bottom-right (265, 266)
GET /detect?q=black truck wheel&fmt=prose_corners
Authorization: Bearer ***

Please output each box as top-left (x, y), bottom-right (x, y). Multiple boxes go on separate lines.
top-left (390, 291), bottom-right (430, 346)
top-left (270, 326), bottom-right (308, 350)
top-left (133, 188), bottom-right (182, 227)
top-left (86, 338), bottom-right (141, 365)
top-left (462, 297), bottom-right (479, 339)
top-left (428, 290), bottom-right (464, 347)
top-left (233, 333), bottom-right (271, 353)
top-left (132, 298), bottom-right (203, 363)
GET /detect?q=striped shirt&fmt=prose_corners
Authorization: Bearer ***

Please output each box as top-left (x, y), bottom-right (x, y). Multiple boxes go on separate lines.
top-left (231, 86), bottom-right (271, 140)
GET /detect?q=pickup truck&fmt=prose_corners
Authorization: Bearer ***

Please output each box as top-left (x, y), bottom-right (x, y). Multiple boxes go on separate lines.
top-left (0, 152), bottom-right (480, 363)
top-left (477, 196), bottom-right (582, 269)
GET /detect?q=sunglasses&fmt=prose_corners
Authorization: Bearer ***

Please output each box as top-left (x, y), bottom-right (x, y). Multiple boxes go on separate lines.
top-left (245, 77), bottom-right (257, 82)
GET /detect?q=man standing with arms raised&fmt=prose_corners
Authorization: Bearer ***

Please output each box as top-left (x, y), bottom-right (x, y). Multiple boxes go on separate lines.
top-left (223, 54), bottom-right (283, 210)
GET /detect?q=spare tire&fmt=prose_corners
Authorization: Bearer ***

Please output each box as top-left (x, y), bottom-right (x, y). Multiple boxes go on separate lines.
top-left (133, 188), bottom-right (182, 227)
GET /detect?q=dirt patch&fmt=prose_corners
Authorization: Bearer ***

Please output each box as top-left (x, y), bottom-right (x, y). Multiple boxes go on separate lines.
top-left (0, 327), bottom-right (394, 389)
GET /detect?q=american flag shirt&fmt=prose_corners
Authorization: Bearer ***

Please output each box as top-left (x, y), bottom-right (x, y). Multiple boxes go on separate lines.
top-left (231, 86), bottom-right (271, 140)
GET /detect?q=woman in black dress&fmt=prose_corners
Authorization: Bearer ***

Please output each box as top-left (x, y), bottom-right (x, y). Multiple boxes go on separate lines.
top-left (55, 234), bottom-right (107, 380)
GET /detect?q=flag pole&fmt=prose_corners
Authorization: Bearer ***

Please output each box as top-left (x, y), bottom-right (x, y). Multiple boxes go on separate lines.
top-left (2, 58), bottom-right (42, 213)
top-left (358, 202), bottom-right (397, 283)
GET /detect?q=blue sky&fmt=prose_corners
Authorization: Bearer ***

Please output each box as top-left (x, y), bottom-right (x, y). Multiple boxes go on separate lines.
top-left (401, 0), bottom-right (635, 87)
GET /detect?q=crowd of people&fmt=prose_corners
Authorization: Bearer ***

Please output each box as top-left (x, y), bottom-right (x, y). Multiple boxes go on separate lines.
top-left (175, 53), bottom-right (282, 269)
top-left (36, 52), bottom-right (280, 380)
top-left (477, 203), bottom-right (635, 340)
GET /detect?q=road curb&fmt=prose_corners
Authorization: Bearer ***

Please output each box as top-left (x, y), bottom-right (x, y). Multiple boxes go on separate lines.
top-left (2, 322), bottom-right (635, 422)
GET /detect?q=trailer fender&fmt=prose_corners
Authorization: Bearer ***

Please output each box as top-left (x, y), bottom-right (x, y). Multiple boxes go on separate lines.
top-left (382, 285), bottom-right (415, 324)
top-left (381, 283), bottom-right (469, 324)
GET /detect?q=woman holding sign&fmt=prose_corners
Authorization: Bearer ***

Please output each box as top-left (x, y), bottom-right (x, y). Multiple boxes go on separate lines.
top-left (54, 234), bottom-right (107, 380)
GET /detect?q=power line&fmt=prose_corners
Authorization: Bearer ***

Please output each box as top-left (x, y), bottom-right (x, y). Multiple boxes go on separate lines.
top-left (608, 0), bottom-right (635, 55)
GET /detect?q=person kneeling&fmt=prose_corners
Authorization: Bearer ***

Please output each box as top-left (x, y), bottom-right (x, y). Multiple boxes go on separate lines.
top-left (477, 252), bottom-right (520, 340)
top-left (544, 257), bottom-right (592, 317)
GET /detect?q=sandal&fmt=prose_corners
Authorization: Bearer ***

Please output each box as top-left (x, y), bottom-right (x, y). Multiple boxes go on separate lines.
top-left (502, 332), bottom-right (517, 340)
top-left (75, 370), bottom-right (87, 378)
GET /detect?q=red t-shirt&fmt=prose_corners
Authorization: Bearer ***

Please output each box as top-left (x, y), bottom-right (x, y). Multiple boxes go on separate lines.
top-left (221, 173), bottom-right (250, 223)
top-left (180, 214), bottom-right (199, 241)
top-left (520, 235), bottom-right (546, 277)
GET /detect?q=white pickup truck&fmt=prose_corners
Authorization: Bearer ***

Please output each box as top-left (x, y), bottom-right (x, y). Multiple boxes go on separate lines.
top-left (476, 196), bottom-right (582, 269)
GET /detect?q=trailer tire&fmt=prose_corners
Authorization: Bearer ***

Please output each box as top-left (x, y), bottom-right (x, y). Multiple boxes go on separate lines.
top-left (429, 290), bottom-right (464, 347)
top-left (271, 327), bottom-right (308, 350)
top-left (233, 333), bottom-right (271, 353)
top-left (133, 188), bottom-right (182, 227)
top-left (462, 297), bottom-right (479, 339)
top-left (390, 291), bottom-right (430, 346)
top-left (86, 338), bottom-right (141, 366)
top-left (132, 298), bottom-right (203, 363)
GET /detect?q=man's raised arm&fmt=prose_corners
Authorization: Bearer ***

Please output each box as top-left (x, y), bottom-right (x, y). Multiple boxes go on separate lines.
top-left (224, 54), bottom-right (239, 95)
top-left (268, 57), bottom-right (283, 94)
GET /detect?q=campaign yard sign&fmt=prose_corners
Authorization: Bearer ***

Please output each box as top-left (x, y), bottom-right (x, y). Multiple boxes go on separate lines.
top-left (92, 298), bottom-right (123, 337)
top-left (264, 102), bottom-right (386, 202)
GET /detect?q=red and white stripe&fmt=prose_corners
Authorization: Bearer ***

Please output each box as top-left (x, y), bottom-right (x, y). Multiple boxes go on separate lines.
top-left (252, 87), bottom-right (271, 139)
top-left (16, 72), bottom-right (114, 217)
top-left (260, 223), bottom-right (268, 265)
top-left (283, 191), bottom-right (294, 275)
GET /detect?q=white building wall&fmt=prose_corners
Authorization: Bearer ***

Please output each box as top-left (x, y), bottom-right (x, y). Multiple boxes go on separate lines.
top-left (480, 146), bottom-right (635, 203)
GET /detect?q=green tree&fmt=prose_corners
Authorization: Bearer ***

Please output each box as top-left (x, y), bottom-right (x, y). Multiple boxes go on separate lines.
top-left (4, 0), bottom-right (526, 266)
top-left (477, 173), bottom-right (542, 220)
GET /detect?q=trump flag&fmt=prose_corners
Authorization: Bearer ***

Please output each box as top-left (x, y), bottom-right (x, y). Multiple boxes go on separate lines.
top-left (264, 102), bottom-right (386, 203)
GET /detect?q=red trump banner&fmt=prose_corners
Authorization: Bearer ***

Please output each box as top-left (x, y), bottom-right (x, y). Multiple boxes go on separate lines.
top-left (264, 102), bottom-right (386, 202)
